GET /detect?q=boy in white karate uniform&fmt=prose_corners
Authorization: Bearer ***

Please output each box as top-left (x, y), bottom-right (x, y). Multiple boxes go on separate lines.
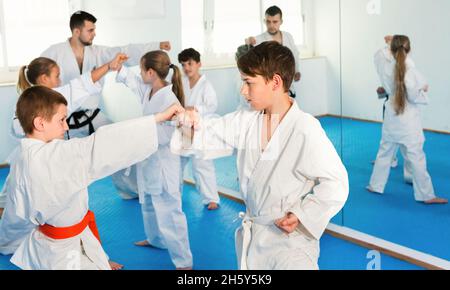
top-left (0, 54), bottom-right (127, 257)
top-left (178, 48), bottom-right (220, 210)
top-left (9, 86), bottom-right (183, 270)
top-left (173, 41), bottom-right (349, 270)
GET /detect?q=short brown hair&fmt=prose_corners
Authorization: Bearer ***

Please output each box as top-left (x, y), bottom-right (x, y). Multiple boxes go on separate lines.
top-left (237, 41), bottom-right (295, 93)
top-left (16, 86), bottom-right (68, 135)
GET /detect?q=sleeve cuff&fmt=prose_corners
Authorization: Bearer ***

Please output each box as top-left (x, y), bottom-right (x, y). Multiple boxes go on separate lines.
top-left (80, 72), bottom-right (102, 95)
top-left (116, 66), bottom-right (129, 83)
top-left (288, 204), bottom-right (325, 240)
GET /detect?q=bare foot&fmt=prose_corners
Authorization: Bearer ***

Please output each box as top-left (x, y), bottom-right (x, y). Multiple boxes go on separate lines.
top-left (109, 260), bottom-right (124, 270)
top-left (366, 186), bottom-right (382, 195)
top-left (0, 208), bottom-right (4, 219)
top-left (176, 267), bottom-right (193, 270)
top-left (134, 240), bottom-right (152, 247)
top-left (424, 198), bottom-right (448, 205)
top-left (207, 202), bottom-right (219, 210)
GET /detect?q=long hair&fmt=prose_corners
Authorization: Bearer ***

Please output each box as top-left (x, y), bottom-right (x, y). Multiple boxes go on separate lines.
top-left (141, 51), bottom-right (185, 106)
top-left (391, 35), bottom-right (411, 115)
top-left (17, 57), bottom-right (58, 94)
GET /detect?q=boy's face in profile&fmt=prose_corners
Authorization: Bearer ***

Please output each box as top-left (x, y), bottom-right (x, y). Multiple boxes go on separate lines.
top-left (181, 59), bottom-right (201, 78)
top-left (39, 104), bottom-right (69, 141)
top-left (240, 73), bottom-right (274, 111)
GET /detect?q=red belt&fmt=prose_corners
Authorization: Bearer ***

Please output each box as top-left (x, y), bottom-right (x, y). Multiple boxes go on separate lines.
top-left (39, 210), bottom-right (101, 243)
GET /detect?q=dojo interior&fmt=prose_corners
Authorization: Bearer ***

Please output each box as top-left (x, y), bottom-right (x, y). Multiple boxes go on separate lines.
top-left (0, 0), bottom-right (449, 270)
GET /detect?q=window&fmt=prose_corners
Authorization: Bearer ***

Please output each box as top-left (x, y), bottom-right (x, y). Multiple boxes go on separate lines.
top-left (182, 0), bottom-right (307, 67)
top-left (0, 0), bottom-right (75, 82)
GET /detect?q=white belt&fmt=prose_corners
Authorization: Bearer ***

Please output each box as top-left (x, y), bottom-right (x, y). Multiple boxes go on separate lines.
top-left (237, 211), bottom-right (284, 270)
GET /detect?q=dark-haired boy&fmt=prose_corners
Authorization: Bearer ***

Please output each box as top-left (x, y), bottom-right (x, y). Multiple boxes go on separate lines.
top-left (173, 41), bottom-right (348, 270)
top-left (178, 48), bottom-right (220, 210)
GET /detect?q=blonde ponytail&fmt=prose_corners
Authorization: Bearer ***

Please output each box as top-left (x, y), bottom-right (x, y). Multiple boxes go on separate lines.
top-left (17, 66), bottom-right (32, 94)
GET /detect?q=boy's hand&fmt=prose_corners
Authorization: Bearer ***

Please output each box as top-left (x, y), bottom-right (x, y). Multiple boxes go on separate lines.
top-left (423, 85), bottom-right (429, 92)
top-left (275, 212), bottom-right (300, 234)
top-left (155, 103), bottom-right (185, 123)
top-left (160, 41), bottom-right (171, 51)
top-left (110, 53), bottom-right (129, 71)
top-left (294, 72), bottom-right (301, 82)
top-left (178, 107), bottom-right (200, 129)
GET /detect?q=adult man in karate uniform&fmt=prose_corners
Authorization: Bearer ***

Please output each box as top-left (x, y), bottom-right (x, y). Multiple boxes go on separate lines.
top-left (245, 5), bottom-right (301, 97)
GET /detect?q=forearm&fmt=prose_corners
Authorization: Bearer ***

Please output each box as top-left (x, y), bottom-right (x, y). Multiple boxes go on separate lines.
top-left (91, 63), bottom-right (110, 83)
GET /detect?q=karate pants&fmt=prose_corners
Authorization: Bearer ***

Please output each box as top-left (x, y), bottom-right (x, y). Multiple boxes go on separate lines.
top-left (369, 140), bottom-right (435, 201)
top-left (141, 191), bottom-right (193, 268)
top-left (180, 156), bottom-right (220, 205)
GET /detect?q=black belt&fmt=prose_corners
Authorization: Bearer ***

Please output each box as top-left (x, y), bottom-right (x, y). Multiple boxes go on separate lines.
top-left (66, 108), bottom-right (101, 138)
top-left (383, 95), bottom-right (389, 120)
top-left (289, 89), bottom-right (296, 99)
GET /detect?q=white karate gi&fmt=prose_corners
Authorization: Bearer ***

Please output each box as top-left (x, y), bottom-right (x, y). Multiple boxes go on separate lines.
top-left (374, 47), bottom-right (414, 182)
top-left (10, 115), bottom-right (159, 270)
top-left (369, 47), bottom-right (435, 201)
top-left (171, 100), bottom-right (349, 270)
top-left (180, 75), bottom-right (220, 205)
top-left (0, 73), bottom-right (101, 255)
top-left (116, 67), bottom-right (193, 268)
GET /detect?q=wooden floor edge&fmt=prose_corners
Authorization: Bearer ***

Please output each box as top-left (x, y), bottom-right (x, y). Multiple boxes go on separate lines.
top-left (325, 228), bottom-right (444, 270)
top-left (184, 180), bottom-right (447, 270)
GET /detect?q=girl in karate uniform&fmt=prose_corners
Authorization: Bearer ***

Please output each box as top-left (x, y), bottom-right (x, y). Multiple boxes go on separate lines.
top-left (367, 35), bottom-right (447, 204)
top-left (116, 50), bottom-right (193, 270)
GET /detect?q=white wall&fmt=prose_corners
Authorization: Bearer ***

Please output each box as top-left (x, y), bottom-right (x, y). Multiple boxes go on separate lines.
top-left (312, 0), bottom-right (341, 116)
top-left (0, 86), bottom-right (20, 163)
top-left (340, 0), bottom-right (450, 132)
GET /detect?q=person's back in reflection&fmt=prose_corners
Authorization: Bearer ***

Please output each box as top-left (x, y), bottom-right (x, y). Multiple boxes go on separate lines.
top-left (367, 35), bottom-right (447, 204)
top-left (372, 35), bottom-right (414, 184)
